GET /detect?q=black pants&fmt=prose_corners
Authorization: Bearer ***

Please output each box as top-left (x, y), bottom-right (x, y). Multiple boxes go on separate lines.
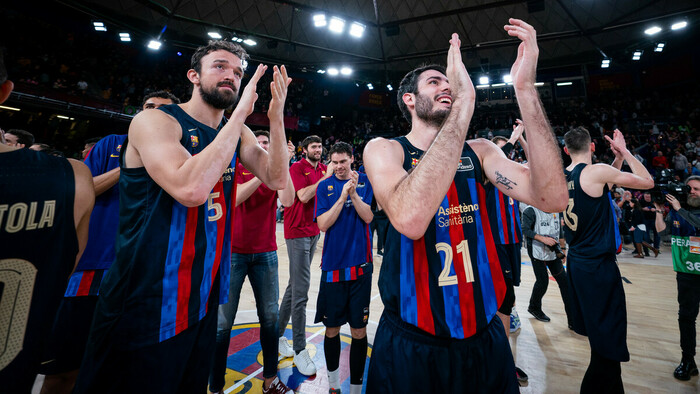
top-left (371, 215), bottom-right (389, 252)
top-left (677, 272), bottom-right (700, 358)
top-left (529, 256), bottom-right (573, 324)
top-left (580, 348), bottom-right (623, 394)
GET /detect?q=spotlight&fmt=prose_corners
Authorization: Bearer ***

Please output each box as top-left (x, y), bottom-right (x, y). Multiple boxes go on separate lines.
top-left (534, 82), bottom-right (545, 86)
top-left (147, 40), bottom-right (162, 50)
top-left (387, 84), bottom-right (393, 91)
top-left (208, 32), bottom-right (222, 39)
top-left (367, 83), bottom-right (374, 90)
top-left (340, 67), bottom-right (352, 76)
top-left (177, 51), bottom-right (182, 56)
top-left (644, 26), bottom-right (662, 35)
top-left (601, 59), bottom-right (610, 68)
top-left (349, 22), bottom-right (365, 38)
top-left (327, 67), bottom-right (339, 76)
top-left (479, 76), bottom-right (489, 85)
top-left (93, 21), bottom-right (106, 32)
top-left (476, 84), bottom-right (490, 89)
top-left (313, 14), bottom-right (327, 27)
top-left (632, 50), bottom-right (642, 61)
top-left (655, 42), bottom-right (665, 52)
top-left (119, 33), bottom-right (131, 42)
top-left (232, 36), bottom-right (243, 43)
top-left (243, 39), bottom-right (257, 46)
top-left (502, 74), bottom-right (512, 84)
top-left (317, 69), bottom-right (326, 74)
top-left (491, 83), bottom-right (506, 87)
top-left (329, 17), bottom-right (345, 34)
top-left (671, 21), bottom-right (687, 31)
top-left (556, 82), bottom-right (573, 86)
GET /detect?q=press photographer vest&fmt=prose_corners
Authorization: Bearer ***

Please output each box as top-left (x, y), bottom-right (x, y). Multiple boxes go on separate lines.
top-left (523, 204), bottom-right (561, 261)
top-left (669, 209), bottom-right (700, 275)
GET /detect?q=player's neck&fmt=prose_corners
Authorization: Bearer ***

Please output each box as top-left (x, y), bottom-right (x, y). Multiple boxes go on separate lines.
top-left (181, 93), bottom-right (226, 129)
top-left (406, 118), bottom-right (440, 151)
top-left (568, 153), bottom-right (592, 168)
top-left (0, 144), bottom-right (18, 153)
top-left (305, 157), bottom-right (319, 168)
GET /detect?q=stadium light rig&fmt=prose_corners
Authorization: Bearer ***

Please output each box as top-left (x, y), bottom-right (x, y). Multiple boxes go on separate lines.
top-left (329, 17), bottom-right (345, 34)
top-left (387, 84), bottom-right (393, 91)
top-left (655, 42), bottom-right (665, 52)
top-left (632, 50), bottom-right (642, 61)
top-left (601, 59), bottom-right (610, 68)
top-left (327, 67), bottom-right (339, 76)
top-left (671, 21), bottom-right (687, 31)
top-left (644, 26), bottom-right (662, 35)
top-left (208, 32), bottom-right (222, 39)
top-left (478, 76), bottom-right (489, 85)
top-left (340, 67), bottom-right (352, 76)
top-left (243, 39), bottom-right (257, 46)
top-left (313, 14), bottom-right (327, 27)
top-left (367, 83), bottom-right (374, 90)
top-left (119, 33), bottom-right (131, 42)
top-left (93, 21), bottom-right (107, 32)
top-left (349, 22), bottom-right (365, 38)
top-left (502, 74), bottom-right (512, 84)
top-left (147, 40), bottom-right (162, 50)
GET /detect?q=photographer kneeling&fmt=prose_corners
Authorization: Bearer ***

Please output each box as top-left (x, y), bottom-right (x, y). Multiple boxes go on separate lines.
top-left (655, 176), bottom-right (700, 380)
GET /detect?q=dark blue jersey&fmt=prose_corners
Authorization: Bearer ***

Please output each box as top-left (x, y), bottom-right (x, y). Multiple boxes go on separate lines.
top-left (314, 173), bottom-right (373, 282)
top-left (65, 134), bottom-right (126, 297)
top-left (92, 104), bottom-right (238, 349)
top-left (563, 163), bottom-right (621, 259)
top-left (0, 149), bottom-right (78, 392)
top-left (380, 137), bottom-right (506, 339)
top-left (485, 185), bottom-right (521, 245)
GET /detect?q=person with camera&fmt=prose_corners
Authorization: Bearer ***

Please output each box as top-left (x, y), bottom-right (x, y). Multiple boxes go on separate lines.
top-left (521, 204), bottom-right (573, 327)
top-left (655, 176), bottom-right (700, 381)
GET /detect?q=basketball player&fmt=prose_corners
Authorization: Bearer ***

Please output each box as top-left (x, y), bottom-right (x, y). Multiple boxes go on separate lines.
top-left (39, 92), bottom-right (179, 394)
top-left (74, 41), bottom-right (291, 393)
top-left (0, 52), bottom-right (95, 393)
top-left (363, 20), bottom-right (568, 392)
top-left (562, 127), bottom-right (653, 392)
top-left (314, 142), bottom-right (374, 394)
top-left (208, 130), bottom-right (296, 394)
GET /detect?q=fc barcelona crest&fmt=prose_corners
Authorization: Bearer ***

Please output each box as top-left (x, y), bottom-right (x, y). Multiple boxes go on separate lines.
top-left (191, 135), bottom-right (199, 148)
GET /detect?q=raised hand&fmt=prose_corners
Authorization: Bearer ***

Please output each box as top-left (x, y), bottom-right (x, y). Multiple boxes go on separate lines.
top-left (604, 129), bottom-right (628, 157)
top-left (666, 193), bottom-right (682, 211)
top-left (504, 19), bottom-right (539, 90)
top-left (234, 63), bottom-right (267, 118)
top-left (445, 33), bottom-right (475, 103)
top-left (511, 119), bottom-right (525, 140)
top-left (268, 65), bottom-right (292, 123)
top-left (287, 140), bottom-right (296, 160)
top-left (348, 171), bottom-right (359, 195)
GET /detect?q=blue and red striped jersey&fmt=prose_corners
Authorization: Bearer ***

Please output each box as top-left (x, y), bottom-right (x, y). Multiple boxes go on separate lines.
top-left (92, 104), bottom-right (238, 348)
top-left (563, 163), bottom-right (622, 259)
top-left (485, 185), bottom-right (522, 245)
top-left (314, 173), bottom-right (373, 282)
top-left (380, 137), bottom-right (506, 339)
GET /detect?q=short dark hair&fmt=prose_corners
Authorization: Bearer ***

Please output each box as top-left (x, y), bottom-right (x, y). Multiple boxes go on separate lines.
top-left (253, 130), bottom-right (270, 139)
top-left (564, 127), bottom-right (591, 154)
top-left (7, 129), bottom-right (34, 146)
top-left (142, 90), bottom-right (180, 107)
top-left (491, 136), bottom-right (508, 145)
top-left (328, 141), bottom-right (353, 158)
top-left (301, 135), bottom-right (322, 151)
top-left (191, 40), bottom-right (248, 74)
top-left (32, 143), bottom-right (51, 151)
top-left (397, 64), bottom-right (446, 123)
top-left (85, 137), bottom-right (102, 145)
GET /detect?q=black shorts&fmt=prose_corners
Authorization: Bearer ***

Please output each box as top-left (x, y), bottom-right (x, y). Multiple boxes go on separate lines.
top-left (39, 296), bottom-right (99, 375)
top-left (496, 243), bottom-right (522, 286)
top-left (366, 312), bottom-right (518, 393)
top-left (73, 306), bottom-right (217, 394)
top-left (314, 264), bottom-right (372, 328)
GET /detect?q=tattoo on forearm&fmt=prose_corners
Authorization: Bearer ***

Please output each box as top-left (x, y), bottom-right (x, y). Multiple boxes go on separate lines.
top-left (495, 171), bottom-right (517, 190)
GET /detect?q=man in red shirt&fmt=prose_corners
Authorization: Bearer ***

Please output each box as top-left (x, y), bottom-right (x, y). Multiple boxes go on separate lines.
top-left (278, 135), bottom-right (332, 376)
top-left (209, 130), bottom-right (296, 394)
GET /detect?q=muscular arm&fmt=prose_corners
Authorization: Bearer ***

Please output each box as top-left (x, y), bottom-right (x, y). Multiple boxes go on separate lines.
top-left (277, 175), bottom-right (295, 207)
top-left (234, 176), bottom-right (263, 207)
top-left (69, 159), bottom-right (95, 269)
top-left (93, 167), bottom-right (120, 196)
top-left (365, 34), bottom-right (476, 239)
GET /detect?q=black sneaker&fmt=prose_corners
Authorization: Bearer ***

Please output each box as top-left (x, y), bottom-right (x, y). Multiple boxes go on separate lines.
top-left (674, 358), bottom-right (698, 381)
top-left (515, 366), bottom-right (528, 382)
top-left (528, 307), bottom-right (551, 322)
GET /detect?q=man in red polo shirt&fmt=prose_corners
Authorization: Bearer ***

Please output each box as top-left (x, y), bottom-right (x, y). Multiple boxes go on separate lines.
top-left (278, 134), bottom-right (331, 376)
top-left (208, 130), bottom-right (296, 394)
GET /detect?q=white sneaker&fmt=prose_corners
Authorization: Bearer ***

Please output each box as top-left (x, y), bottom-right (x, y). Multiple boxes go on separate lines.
top-left (278, 336), bottom-right (295, 358)
top-left (293, 348), bottom-right (317, 376)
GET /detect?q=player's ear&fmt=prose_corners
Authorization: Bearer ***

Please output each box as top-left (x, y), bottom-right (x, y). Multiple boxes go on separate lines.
top-left (563, 146), bottom-right (570, 156)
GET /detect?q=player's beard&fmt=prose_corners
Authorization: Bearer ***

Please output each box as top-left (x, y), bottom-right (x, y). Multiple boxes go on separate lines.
top-left (687, 195), bottom-right (700, 208)
top-left (415, 92), bottom-right (449, 128)
top-left (200, 81), bottom-right (238, 110)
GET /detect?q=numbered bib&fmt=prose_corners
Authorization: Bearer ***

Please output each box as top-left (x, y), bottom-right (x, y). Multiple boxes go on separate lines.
top-left (671, 236), bottom-right (700, 275)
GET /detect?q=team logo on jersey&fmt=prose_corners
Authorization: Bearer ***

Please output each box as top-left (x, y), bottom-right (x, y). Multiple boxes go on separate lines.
top-left (357, 182), bottom-right (365, 188)
top-left (191, 135), bottom-right (199, 147)
top-left (509, 197), bottom-right (514, 206)
top-left (411, 158), bottom-right (420, 168)
top-left (328, 185), bottom-right (334, 191)
top-left (116, 144), bottom-right (122, 152)
top-left (457, 156), bottom-right (474, 172)
top-left (674, 220), bottom-right (681, 228)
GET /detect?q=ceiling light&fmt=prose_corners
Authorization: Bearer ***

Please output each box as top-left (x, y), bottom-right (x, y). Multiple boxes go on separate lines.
top-left (94, 26), bottom-right (107, 32)
top-left (327, 67), bottom-right (339, 76)
top-left (479, 76), bottom-right (489, 85)
top-left (329, 17), bottom-right (345, 34)
top-left (387, 84), bottom-right (393, 91)
top-left (367, 83), bottom-right (374, 90)
top-left (644, 26), bottom-right (662, 35)
top-left (556, 82), bottom-right (573, 86)
top-left (340, 67), bottom-right (352, 76)
top-left (534, 82), bottom-right (544, 86)
top-left (491, 83), bottom-right (506, 87)
top-left (93, 22), bottom-right (104, 27)
top-left (671, 21), bottom-right (687, 30)
top-left (502, 74), bottom-right (512, 84)
top-left (56, 115), bottom-right (70, 120)
top-left (243, 39), bottom-right (257, 46)
top-left (317, 69), bottom-right (326, 74)
top-left (476, 84), bottom-right (490, 89)
top-left (147, 40), bottom-right (162, 50)
top-left (0, 105), bottom-right (20, 111)
top-left (177, 51), bottom-right (182, 56)
top-left (313, 14), bottom-right (327, 28)
top-left (349, 22), bottom-right (365, 38)
top-left (208, 32), bottom-right (222, 39)
top-left (119, 33), bottom-right (131, 42)
top-left (232, 36), bottom-right (243, 43)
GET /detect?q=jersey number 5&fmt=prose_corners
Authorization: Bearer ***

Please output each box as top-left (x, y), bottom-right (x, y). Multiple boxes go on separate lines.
top-left (436, 241), bottom-right (475, 287)
top-left (563, 198), bottom-right (578, 231)
top-left (0, 259), bottom-right (37, 370)
top-left (208, 192), bottom-right (223, 222)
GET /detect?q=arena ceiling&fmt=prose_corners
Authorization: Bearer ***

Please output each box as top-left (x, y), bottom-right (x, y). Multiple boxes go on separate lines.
top-left (60, 0), bottom-right (700, 79)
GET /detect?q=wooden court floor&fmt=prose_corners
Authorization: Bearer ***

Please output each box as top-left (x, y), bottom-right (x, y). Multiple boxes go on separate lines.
top-left (32, 224), bottom-right (700, 393)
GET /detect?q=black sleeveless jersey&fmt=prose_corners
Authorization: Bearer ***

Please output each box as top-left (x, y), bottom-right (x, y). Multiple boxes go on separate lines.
top-left (380, 137), bottom-right (506, 339)
top-left (563, 163), bottom-right (621, 259)
top-left (0, 149), bottom-right (77, 392)
top-left (92, 104), bottom-right (239, 349)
